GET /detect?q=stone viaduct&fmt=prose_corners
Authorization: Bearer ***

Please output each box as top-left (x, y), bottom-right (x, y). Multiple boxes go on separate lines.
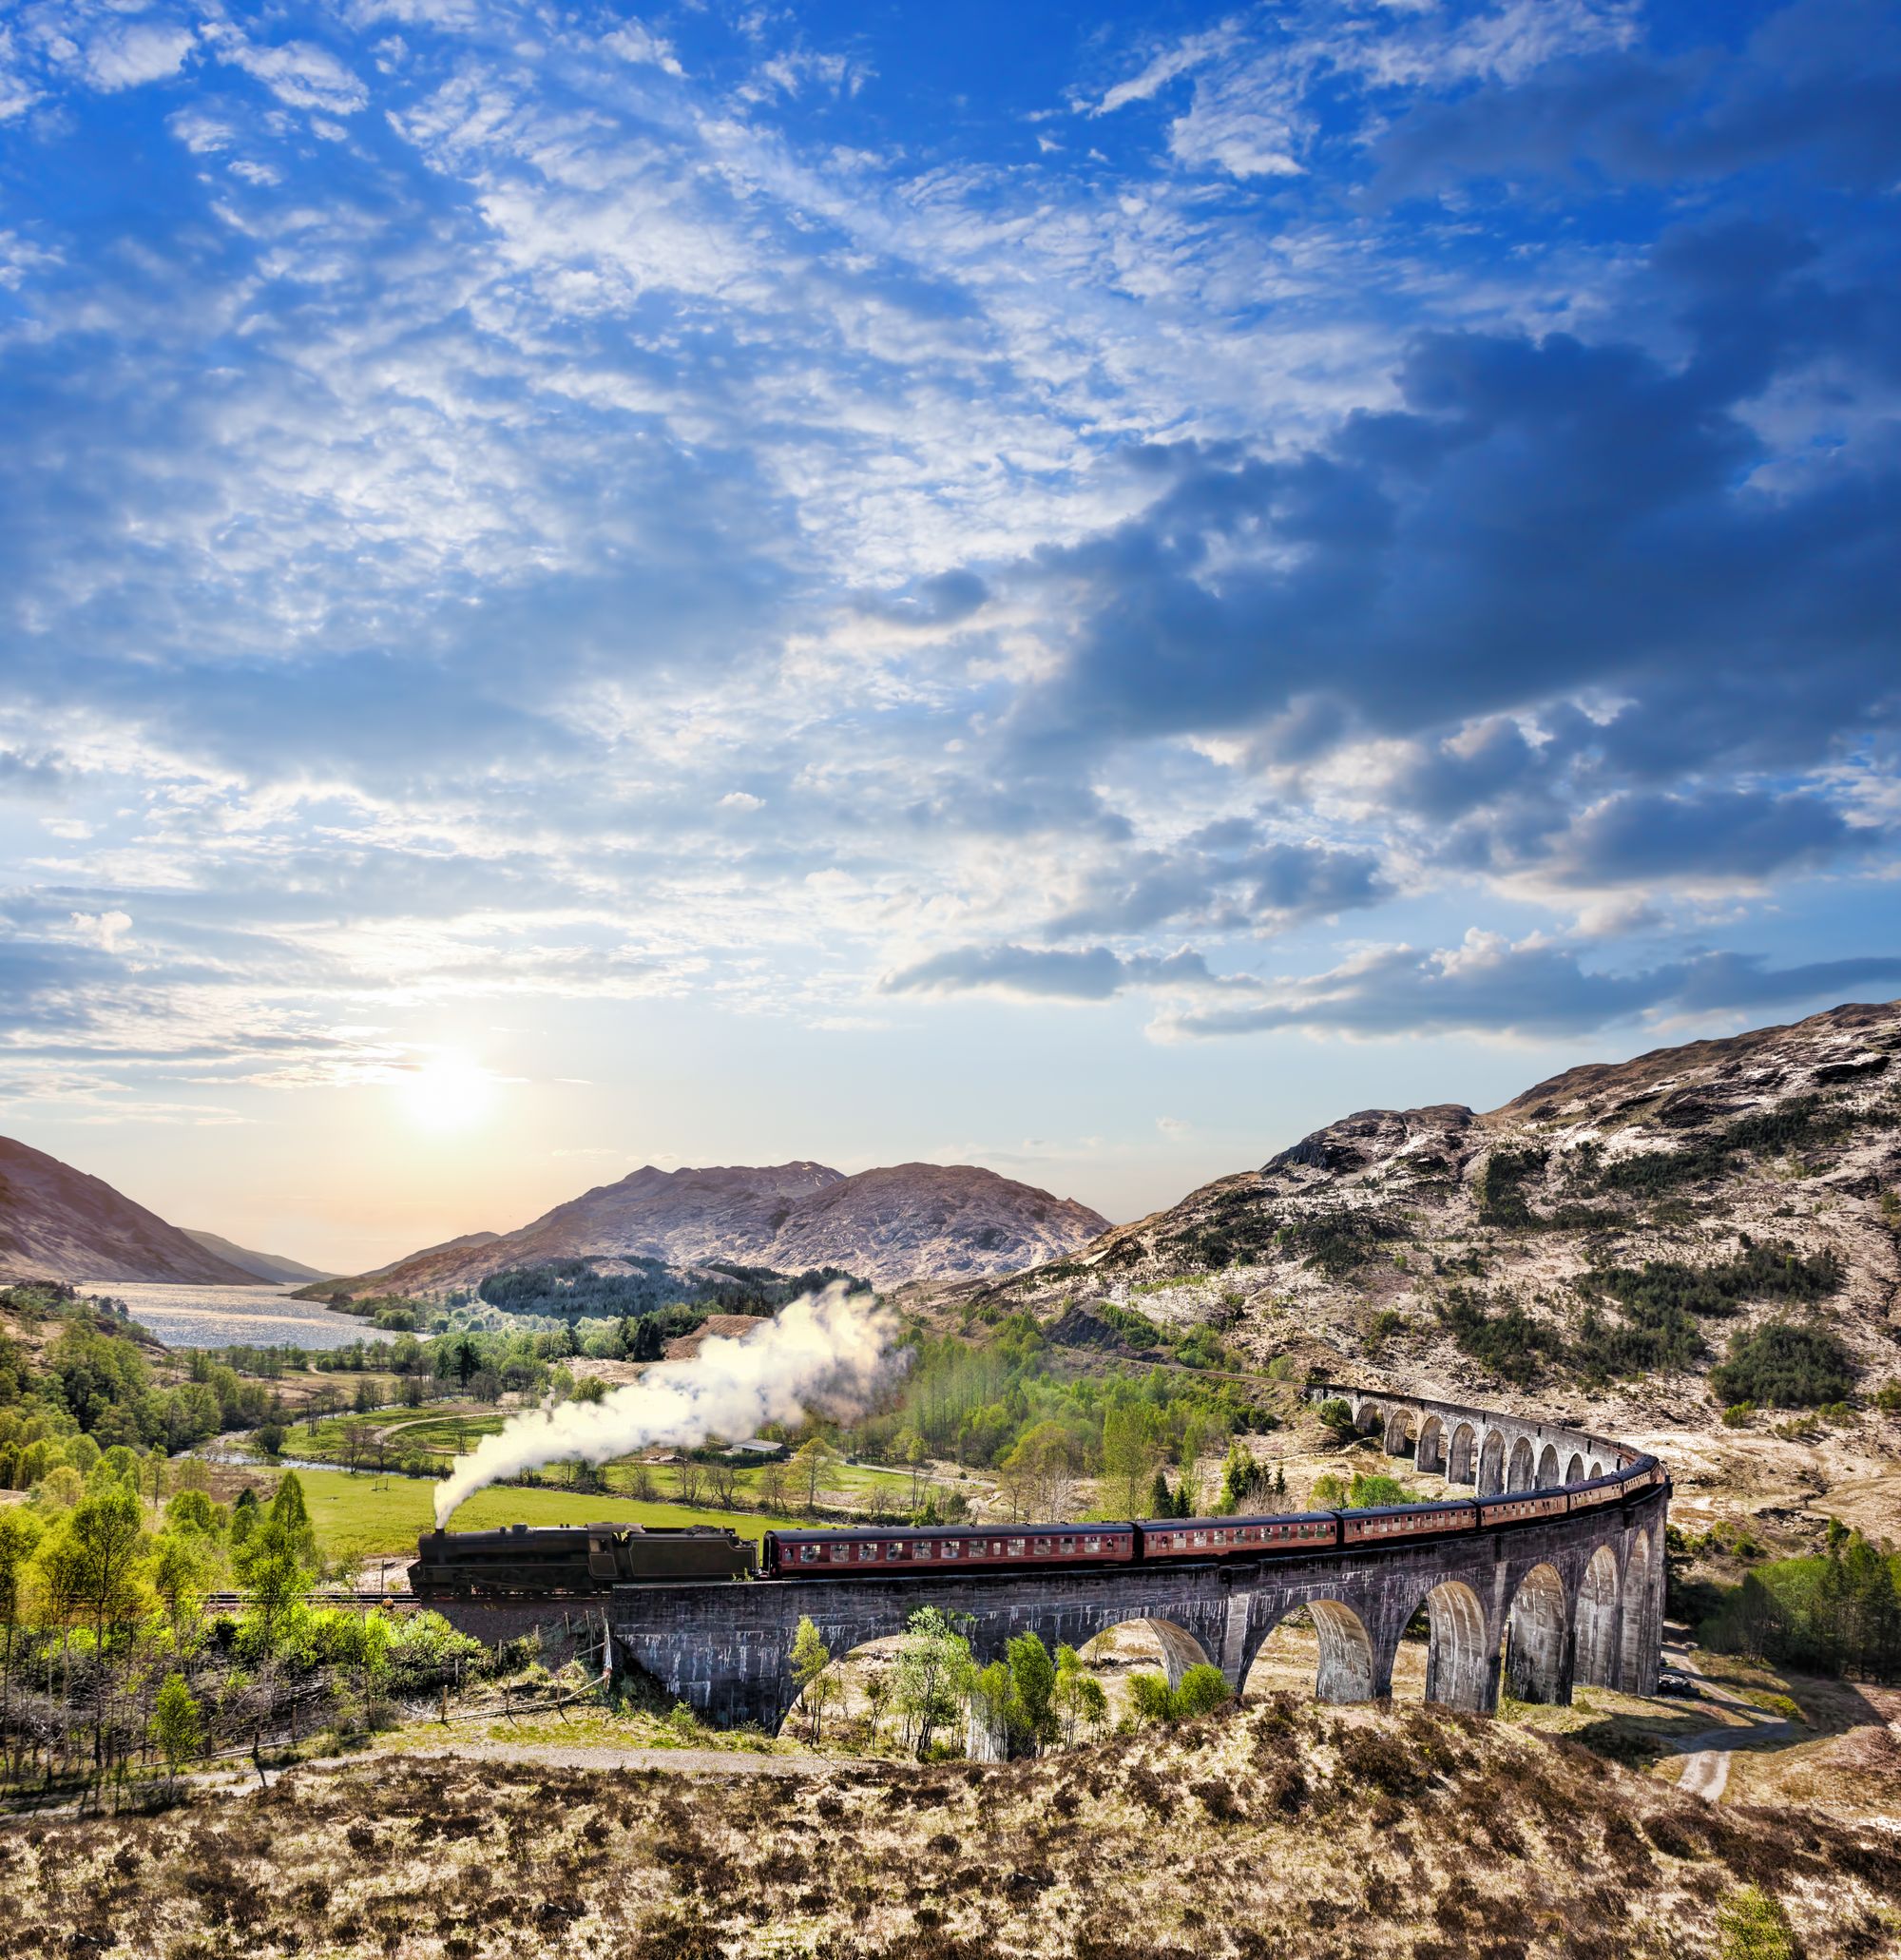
top-left (580, 1385), bottom-right (1668, 1732)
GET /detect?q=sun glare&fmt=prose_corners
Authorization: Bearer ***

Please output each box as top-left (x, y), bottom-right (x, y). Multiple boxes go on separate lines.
top-left (399, 1050), bottom-right (495, 1133)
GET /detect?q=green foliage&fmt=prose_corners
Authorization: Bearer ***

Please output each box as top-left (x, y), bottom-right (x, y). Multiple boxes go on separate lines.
top-left (1698, 1524), bottom-right (1901, 1680)
top-left (998, 1630), bottom-right (1058, 1756)
top-left (1876, 1380), bottom-right (1901, 1414)
top-left (475, 1259), bottom-right (854, 1321)
top-left (1437, 1290), bottom-right (1565, 1387)
top-left (1052, 1643), bottom-right (1107, 1743)
top-left (1173, 1664), bottom-right (1232, 1719)
top-left (1312, 1470), bottom-right (1418, 1510)
top-left (1282, 1209), bottom-right (1406, 1278)
top-left (1476, 1145), bottom-right (1547, 1226)
top-left (1715, 1886), bottom-right (1797, 1960)
top-left (789, 1614), bottom-right (834, 1742)
top-left (1599, 1095), bottom-right (1871, 1199)
top-left (1708, 1322), bottom-right (1857, 1409)
top-left (1127, 1663), bottom-right (1232, 1724)
top-left (1315, 1398), bottom-right (1355, 1441)
top-left (151, 1672), bottom-right (203, 1775)
top-left (893, 1606), bottom-right (972, 1759)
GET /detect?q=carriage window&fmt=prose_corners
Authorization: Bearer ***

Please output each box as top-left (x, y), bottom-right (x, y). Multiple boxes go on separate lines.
top-left (1007, 1538), bottom-right (1026, 1556)
top-left (1060, 1539), bottom-right (1075, 1554)
top-left (990, 1542), bottom-right (1005, 1555)
top-left (1084, 1536), bottom-right (1102, 1553)
top-left (942, 1541), bottom-right (960, 1558)
top-left (831, 1544), bottom-right (851, 1561)
top-left (1032, 1538), bottom-right (1052, 1555)
top-left (800, 1545), bottom-right (820, 1563)
top-left (886, 1542), bottom-right (904, 1560)
top-left (858, 1543), bottom-right (877, 1562)
top-left (914, 1542), bottom-right (931, 1559)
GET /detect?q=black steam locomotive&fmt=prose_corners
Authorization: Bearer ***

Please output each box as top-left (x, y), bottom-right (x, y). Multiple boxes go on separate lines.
top-left (408, 1455), bottom-right (1663, 1600)
top-left (410, 1521), bottom-right (754, 1598)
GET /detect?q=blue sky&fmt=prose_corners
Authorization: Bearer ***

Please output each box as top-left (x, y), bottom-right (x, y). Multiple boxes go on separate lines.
top-left (0, 0), bottom-right (1896, 1269)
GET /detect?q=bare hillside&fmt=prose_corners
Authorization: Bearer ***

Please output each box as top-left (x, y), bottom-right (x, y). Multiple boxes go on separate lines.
top-left (970, 1002), bottom-right (1901, 1476)
top-left (318, 1160), bottom-right (1109, 1297)
top-left (0, 1135), bottom-right (259, 1286)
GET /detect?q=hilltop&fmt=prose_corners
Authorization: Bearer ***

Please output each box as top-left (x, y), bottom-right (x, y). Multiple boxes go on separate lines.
top-left (312, 1160), bottom-right (1109, 1297)
top-left (953, 1001), bottom-right (1901, 1516)
top-left (0, 1134), bottom-right (259, 1287)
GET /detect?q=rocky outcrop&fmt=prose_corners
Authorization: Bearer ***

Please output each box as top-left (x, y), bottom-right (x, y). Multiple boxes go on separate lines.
top-left (0, 1135), bottom-right (260, 1286)
top-left (981, 1001), bottom-right (1901, 1430)
top-left (321, 1160), bottom-right (1109, 1297)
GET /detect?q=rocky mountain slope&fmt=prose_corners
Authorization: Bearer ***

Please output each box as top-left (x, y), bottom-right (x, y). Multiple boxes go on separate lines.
top-left (318, 1160), bottom-right (1109, 1297)
top-left (182, 1229), bottom-right (331, 1285)
top-left (0, 1135), bottom-right (259, 1286)
top-left (975, 1001), bottom-right (1901, 1458)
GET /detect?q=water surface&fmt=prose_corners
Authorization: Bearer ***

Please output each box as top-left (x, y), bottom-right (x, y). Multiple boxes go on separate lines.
top-left (81, 1279), bottom-right (374, 1352)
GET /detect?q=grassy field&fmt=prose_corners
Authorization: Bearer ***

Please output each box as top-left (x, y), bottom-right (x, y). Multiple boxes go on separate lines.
top-left (279, 1405), bottom-right (932, 1511)
top-left (288, 1467), bottom-right (790, 1569)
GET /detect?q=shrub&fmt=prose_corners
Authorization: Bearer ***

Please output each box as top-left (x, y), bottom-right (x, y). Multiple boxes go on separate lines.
top-left (1722, 1402), bottom-right (1757, 1428)
top-left (1437, 1290), bottom-right (1564, 1386)
top-left (1709, 1322), bottom-right (1856, 1410)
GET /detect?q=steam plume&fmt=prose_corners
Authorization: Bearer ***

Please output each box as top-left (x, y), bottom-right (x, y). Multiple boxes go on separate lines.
top-left (432, 1282), bottom-right (899, 1527)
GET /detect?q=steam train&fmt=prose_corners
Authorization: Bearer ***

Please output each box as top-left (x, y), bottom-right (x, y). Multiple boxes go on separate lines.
top-left (407, 1455), bottom-right (1664, 1601)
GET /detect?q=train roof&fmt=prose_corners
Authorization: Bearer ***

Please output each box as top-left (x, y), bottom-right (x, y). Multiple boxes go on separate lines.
top-left (1149, 1510), bottom-right (1338, 1530)
top-left (1340, 1498), bottom-right (1483, 1521)
top-left (766, 1521), bottom-right (1137, 1542)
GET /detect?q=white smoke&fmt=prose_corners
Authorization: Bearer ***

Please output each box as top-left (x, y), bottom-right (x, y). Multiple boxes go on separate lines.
top-left (432, 1282), bottom-right (899, 1527)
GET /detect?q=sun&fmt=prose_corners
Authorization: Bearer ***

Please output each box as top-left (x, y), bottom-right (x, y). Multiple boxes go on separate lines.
top-left (398, 1049), bottom-right (495, 1133)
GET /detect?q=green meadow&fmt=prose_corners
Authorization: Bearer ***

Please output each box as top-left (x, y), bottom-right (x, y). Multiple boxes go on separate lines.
top-left (289, 1467), bottom-right (781, 1570)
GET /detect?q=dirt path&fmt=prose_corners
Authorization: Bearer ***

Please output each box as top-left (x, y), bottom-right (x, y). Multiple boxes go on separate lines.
top-left (1665, 1645), bottom-right (1798, 1803)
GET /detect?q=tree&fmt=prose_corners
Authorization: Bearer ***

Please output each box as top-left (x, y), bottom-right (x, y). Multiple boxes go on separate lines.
top-left (1053, 1644), bottom-right (1106, 1745)
top-left (151, 1672), bottom-right (202, 1786)
top-left (1101, 1404), bottom-right (1162, 1520)
top-left (0, 1512), bottom-right (42, 1740)
top-left (337, 1419), bottom-right (371, 1474)
top-left (789, 1616), bottom-right (834, 1744)
top-left (150, 1530), bottom-right (217, 1658)
top-left (757, 1458), bottom-right (790, 1516)
top-left (861, 1667), bottom-right (893, 1748)
top-left (893, 1606), bottom-right (972, 1758)
top-left (164, 1489), bottom-right (223, 1537)
top-left (707, 1460), bottom-right (740, 1509)
top-left (67, 1485), bottom-right (148, 1657)
top-left (675, 1460), bottom-right (707, 1508)
top-left (1149, 1468), bottom-right (1177, 1520)
top-left (1174, 1663), bottom-right (1232, 1719)
top-left (1128, 1671), bottom-right (1175, 1724)
top-left (230, 1486), bottom-right (261, 1547)
top-left (1005, 1630), bottom-right (1057, 1755)
top-left (792, 1437), bottom-right (841, 1515)
top-left (997, 1422), bottom-right (1080, 1522)
top-left (264, 1472), bottom-right (320, 1567)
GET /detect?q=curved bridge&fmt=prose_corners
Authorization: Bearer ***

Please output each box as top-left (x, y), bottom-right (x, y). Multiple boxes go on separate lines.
top-left (490, 1386), bottom-right (1667, 1730)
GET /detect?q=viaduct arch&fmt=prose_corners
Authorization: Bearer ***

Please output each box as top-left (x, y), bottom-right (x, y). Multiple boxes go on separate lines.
top-left (581, 1386), bottom-right (1667, 1730)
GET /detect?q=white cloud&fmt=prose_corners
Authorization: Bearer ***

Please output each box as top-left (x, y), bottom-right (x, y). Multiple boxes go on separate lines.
top-left (81, 20), bottom-right (195, 91)
top-left (67, 909), bottom-right (133, 951)
top-left (605, 20), bottom-right (683, 77)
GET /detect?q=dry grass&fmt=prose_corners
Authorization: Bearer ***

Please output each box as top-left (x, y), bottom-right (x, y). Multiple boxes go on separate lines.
top-left (4, 1698), bottom-right (1899, 1958)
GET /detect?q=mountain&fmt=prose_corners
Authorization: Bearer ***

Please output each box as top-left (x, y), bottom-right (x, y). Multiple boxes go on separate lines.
top-left (315, 1160), bottom-right (1110, 1297)
top-left (182, 1230), bottom-right (332, 1286)
top-left (980, 1001), bottom-right (1901, 1441)
top-left (0, 1135), bottom-right (259, 1286)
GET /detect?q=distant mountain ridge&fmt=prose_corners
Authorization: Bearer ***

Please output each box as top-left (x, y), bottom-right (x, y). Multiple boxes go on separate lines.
top-left (0, 1136), bottom-right (259, 1286)
top-left (182, 1230), bottom-right (332, 1286)
top-left (314, 1159), bottom-right (1110, 1297)
top-left (983, 999), bottom-right (1901, 1431)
